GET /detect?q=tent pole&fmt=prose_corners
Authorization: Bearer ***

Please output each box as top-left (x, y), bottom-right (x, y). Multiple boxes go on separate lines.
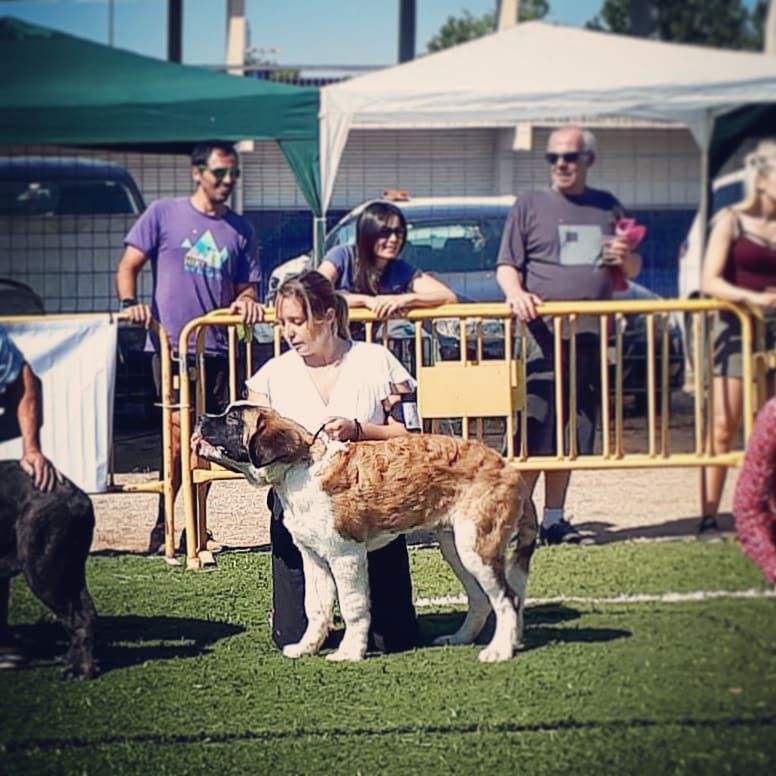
top-left (696, 113), bottom-right (712, 299)
top-left (313, 215), bottom-right (327, 267)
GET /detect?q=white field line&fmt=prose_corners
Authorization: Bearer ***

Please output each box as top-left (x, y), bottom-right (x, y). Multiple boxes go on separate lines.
top-left (415, 588), bottom-right (776, 609)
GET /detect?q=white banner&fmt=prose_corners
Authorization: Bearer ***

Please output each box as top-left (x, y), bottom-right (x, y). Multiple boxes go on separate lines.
top-left (0, 317), bottom-right (117, 493)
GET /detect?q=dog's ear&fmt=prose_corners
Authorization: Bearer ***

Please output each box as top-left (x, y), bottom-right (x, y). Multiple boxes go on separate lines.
top-left (248, 421), bottom-right (311, 469)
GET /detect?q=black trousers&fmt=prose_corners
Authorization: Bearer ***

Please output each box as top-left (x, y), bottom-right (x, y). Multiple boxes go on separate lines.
top-left (268, 491), bottom-right (419, 653)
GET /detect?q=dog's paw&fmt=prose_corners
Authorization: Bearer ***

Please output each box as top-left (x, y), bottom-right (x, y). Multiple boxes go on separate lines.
top-left (325, 648), bottom-right (364, 662)
top-left (477, 645), bottom-right (513, 663)
top-left (282, 642), bottom-right (315, 659)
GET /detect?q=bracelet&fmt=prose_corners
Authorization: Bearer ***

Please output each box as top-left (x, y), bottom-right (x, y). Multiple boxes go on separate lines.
top-left (120, 298), bottom-right (138, 309)
top-left (353, 419), bottom-right (363, 441)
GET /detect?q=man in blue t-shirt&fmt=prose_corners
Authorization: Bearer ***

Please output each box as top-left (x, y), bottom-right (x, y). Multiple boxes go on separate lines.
top-left (497, 126), bottom-right (641, 545)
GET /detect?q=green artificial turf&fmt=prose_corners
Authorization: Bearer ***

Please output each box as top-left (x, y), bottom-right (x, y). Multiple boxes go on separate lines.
top-left (1, 540), bottom-right (774, 775)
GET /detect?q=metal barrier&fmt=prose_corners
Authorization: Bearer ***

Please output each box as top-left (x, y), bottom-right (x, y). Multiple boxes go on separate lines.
top-left (0, 313), bottom-right (178, 556)
top-left (167, 298), bottom-right (767, 569)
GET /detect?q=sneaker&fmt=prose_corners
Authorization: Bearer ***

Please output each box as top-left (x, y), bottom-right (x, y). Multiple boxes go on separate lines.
top-left (540, 518), bottom-right (582, 546)
top-left (697, 515), bottom-right (719, 534)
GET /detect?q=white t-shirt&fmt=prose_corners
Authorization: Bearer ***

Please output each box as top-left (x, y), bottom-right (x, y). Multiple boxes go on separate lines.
top-left (245, 340), bottom-right (415, 434)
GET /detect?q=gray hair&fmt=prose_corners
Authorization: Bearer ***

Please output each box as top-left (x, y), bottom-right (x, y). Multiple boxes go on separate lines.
top-left (548, 126), bottom-right (597, 158)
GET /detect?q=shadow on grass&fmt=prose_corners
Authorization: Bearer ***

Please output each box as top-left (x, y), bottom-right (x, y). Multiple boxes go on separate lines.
top-left (13, 615), bottom-right (244, 675)
top-left (576, 512), bottom-right (735, 544)
top-left (419, 603), bottom-right (630, 651)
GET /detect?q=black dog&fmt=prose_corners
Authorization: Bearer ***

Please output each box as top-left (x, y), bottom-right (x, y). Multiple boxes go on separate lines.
top-left (0, 461), bottom-right (98, 679)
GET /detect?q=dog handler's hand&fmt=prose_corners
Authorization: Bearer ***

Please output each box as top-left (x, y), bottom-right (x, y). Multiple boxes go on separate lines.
top-left (323, 416), bottom-right (358, 442)
top-left (20, 450), bottom-right (62, 492)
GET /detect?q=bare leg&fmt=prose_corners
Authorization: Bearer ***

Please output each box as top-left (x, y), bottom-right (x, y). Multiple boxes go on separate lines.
top-left (544, 470), bottom-right (571, 510)
top-left (701, 376), bottom-right (743, 522)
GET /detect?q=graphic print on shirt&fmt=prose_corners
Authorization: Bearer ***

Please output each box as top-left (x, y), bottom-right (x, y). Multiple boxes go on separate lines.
top-left (181, 230), bottom-right (230, 278)
top-left (557, 224), bottom-right (604, 266)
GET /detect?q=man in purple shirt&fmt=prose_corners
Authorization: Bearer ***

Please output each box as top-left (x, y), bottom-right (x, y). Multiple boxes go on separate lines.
top-left (497, 126), bottom-right (641, 545)
top-left (117, 140), bottom-right (264, 554)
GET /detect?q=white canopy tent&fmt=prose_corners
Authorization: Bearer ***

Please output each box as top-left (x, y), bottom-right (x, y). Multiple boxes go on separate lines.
top-left (319, 21), bottom-right (776, 217)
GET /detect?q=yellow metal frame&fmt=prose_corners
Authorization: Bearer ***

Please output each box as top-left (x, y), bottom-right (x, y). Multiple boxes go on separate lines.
top-left (169, 297), bottom-right (765, 569)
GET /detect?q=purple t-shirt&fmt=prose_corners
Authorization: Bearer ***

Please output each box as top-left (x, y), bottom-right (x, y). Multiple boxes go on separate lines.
top-left (324, 245), bottom-right (419, 294)
top-left (497, 188), bottom-right (625, 302)
top-left (125, 197), bottom-right (261, 355)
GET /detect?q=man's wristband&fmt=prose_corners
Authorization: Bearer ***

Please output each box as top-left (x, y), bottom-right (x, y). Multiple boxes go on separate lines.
top-left (120, 298), bottom-right (138, 309)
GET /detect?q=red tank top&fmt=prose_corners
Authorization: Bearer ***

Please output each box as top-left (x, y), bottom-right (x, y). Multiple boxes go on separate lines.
top-left (724, 215), bottom-right (776, 292)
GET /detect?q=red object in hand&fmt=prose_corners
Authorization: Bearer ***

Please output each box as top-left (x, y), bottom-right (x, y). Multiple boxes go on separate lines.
top-left (616, 217), bottom-right (647, 250)
top-left (609, 218), bottom-right (648, 291)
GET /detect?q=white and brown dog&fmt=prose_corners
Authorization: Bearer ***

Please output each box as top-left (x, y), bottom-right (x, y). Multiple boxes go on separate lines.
top-left (193, 403), bottom-right (537, 663)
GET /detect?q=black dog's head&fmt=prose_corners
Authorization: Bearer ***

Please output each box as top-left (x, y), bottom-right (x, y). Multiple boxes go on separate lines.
top-left (193, 403), bottom-right (314, 485)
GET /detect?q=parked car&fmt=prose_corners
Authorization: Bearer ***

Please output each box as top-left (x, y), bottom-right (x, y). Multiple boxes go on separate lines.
top-left (0, 156), bottom-right (153, 423)
top-left (268, 194), bottom-right (685, 411)
top-left (0, 277), bottom-right (45, 315)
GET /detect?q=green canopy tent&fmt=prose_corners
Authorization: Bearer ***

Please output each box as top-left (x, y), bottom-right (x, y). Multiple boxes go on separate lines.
top-left (0, 16), bottom-right (322, 232)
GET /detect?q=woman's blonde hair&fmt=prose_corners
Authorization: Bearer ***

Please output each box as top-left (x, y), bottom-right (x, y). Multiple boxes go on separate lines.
top-left (737, 139), bottom-right (776, 214)
top-left (275, 270), bottom-right (350, 340)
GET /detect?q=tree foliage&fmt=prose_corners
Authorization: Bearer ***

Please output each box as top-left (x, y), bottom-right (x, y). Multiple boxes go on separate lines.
top-left (427, 1), bottom-right (549, 53)
top-left (586, 0), bottom-right (767, 50)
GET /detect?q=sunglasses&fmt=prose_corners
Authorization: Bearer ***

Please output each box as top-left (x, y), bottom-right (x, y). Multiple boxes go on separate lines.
top-left (545, 152), bottom-right (587, 165)
top-left (377, 226), bottom-right (406, 239)
top-left (198, 165), bottom-right (241, 181)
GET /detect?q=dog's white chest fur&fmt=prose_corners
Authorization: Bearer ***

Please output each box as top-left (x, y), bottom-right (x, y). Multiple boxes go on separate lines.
top-left (274, 458), bottom-right (350, 557)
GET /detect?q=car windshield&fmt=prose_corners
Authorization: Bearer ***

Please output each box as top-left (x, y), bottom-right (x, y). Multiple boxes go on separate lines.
top-left (0, 178), bottom-right (141, 216)
top-left (324, 209), bottom-right (507, 274)
top-left (711, 180), bottom-right (744, 215)
top-left (404, 216), bottom-right (506, 272)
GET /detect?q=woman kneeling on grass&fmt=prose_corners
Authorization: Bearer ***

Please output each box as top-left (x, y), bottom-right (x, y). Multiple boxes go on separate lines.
top-left (246, 270), bottom-right (419, 652)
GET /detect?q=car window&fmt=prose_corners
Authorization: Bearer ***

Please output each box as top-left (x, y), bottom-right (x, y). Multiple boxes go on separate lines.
top-left (324, 217), bottom-right (358, 252)
top-left (0, 178), bottom-right (140, 216)
top-left (711, 181), bottom-right (744, 215)
top-left (404, 215), bottom-right (506, 273)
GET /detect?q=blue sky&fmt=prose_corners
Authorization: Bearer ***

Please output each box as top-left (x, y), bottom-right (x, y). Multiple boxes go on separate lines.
top-left (1, 0), bottom-right (616, 66)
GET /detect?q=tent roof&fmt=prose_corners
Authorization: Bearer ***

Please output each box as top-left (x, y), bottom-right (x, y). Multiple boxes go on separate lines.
top-left (0, 16), bottom-right (319, 147)
top-left (319, 21), bottom-right (776, 209)
top-left (323, 20), bottom-right (776, 125)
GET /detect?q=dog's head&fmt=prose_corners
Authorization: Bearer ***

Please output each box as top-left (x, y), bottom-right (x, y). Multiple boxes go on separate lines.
top-left (193, 402), bottom-right (314, 485)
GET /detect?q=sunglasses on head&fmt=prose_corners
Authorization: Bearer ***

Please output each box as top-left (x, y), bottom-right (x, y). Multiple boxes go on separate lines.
top-left (198, 165), bottom-right (241, 181)
top-left (545, 152), bottom-right (587, 165)
top-left (377, 226), bottom-right (406, 239)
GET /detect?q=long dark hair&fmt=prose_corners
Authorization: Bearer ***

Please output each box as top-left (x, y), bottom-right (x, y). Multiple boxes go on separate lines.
top-left (275, 270), bottom-right (350, 340)
top-left (354, 201), bottom-right (408, 294)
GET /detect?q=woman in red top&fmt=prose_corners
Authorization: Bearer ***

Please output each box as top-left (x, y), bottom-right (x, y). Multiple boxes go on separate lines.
top-left (700, 139), bottom-right (776, 531)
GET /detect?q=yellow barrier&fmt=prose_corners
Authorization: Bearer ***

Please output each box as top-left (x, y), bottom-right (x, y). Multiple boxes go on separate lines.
top-left (170, 298), bottom-right (768, 569)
